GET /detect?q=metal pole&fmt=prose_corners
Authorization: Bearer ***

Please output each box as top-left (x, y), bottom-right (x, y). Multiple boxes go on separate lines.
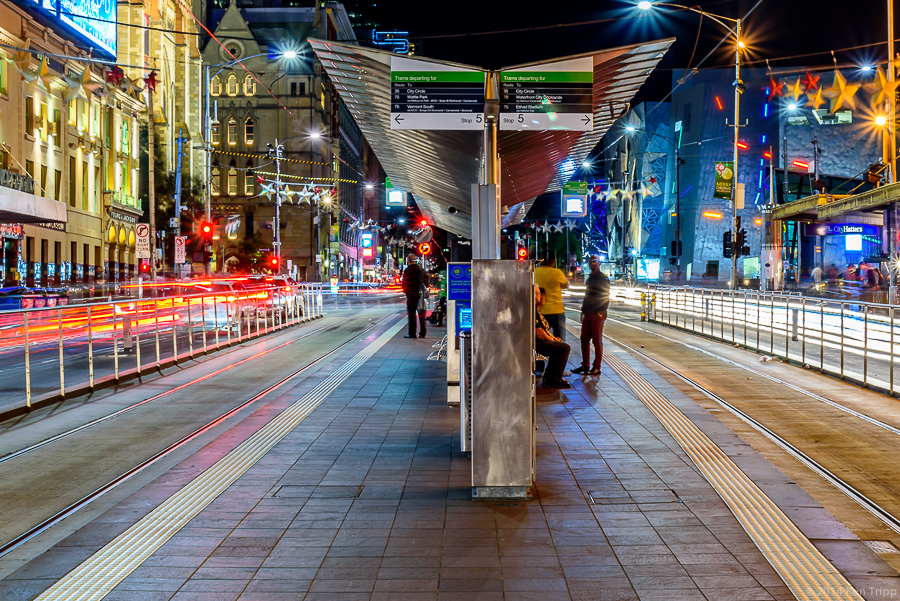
top-left (840, 302), bottom-right (845, 379)
top-left (148, 90), bottom-right (157, 282)
top-left (889, 0), bottom-right (896, 185)
top-left (112, 305), bottom-right (119, 380)
top-left (58, 307), bottom-right (65, 396)
top-left (864, 304), bottom-right (869, 387)
top-left (731, 17), bottom-right (741, 291)
top-left (275, 140), bottom-right (282, 273)
top-left (820, 300), bottom-right (824, 372)
top-left (87, 306), bottom-right (93, 388)
top-left (154, 299), bottom-right (160, 369)
top-left (205, 64), bottom-right (212, 276)
top-left (135, 302), bottom-right (142, 373)
top-left (175, 128), bottom-right (183, 236)
top-left (24, 313), bottom-right (31, 409)
top-left (892, 306), bottom-right (896, 395)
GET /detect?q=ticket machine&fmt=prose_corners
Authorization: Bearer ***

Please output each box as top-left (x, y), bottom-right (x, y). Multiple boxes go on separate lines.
top-left (446, 262), bottom-right (471, 406)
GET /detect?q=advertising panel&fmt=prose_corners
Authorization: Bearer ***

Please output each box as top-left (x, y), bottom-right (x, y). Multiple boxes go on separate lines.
top-left (33, 0), bottom-right (117, 58)
top-left (713, 161), bottom-right (734, 200)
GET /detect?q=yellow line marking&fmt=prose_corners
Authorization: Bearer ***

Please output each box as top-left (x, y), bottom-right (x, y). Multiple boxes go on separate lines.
top-left (36, 319), bottom-right (405, 601)
top-left (601, 349), bottom-right (864, 601)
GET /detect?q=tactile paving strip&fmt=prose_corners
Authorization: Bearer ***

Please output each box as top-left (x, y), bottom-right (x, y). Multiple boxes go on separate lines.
top-left (604, 350), bottom-right (864, 601)
top-left (35, 319), bottom-right (405, 601)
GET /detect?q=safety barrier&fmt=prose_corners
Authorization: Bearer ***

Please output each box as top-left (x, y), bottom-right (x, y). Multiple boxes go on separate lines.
top-left (646, 285), bottom-right (900, 395)
top-left (0, 283), bottom-right (325, 418)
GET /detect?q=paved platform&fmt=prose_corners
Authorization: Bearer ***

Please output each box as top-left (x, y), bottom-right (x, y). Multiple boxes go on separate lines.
top-left (2, 314), bottom-right (898, 600)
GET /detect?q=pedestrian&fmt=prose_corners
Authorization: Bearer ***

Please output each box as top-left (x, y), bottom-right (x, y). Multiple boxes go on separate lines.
top-left (572, 255), bottom-right (609, 376)
top-left (535, 286), bottom-right (571, 389)
top-left (534, 250), bottom-right (570, 341)
top-left (401, 255), bottom-right (426, 338)
top-left (811, 265), bottom-right (823, 286)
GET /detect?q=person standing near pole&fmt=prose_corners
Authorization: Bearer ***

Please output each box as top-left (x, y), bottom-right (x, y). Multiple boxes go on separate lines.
top-left (535, 249), bottom-right (569, 341)
top-left (402, 255), bottom-right (425, 338)
top-left (573, 255), bottom-right (609, 376)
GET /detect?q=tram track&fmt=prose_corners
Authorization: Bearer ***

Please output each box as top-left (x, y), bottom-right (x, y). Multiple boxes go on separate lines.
top-left (0, 309), bottom-right (401, 560)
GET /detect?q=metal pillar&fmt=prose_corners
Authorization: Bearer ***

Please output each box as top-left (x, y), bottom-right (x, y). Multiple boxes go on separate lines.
top-left (730, 17), bottom-right (742, 290)
top-left (148, 90), bottom-right (157, 282)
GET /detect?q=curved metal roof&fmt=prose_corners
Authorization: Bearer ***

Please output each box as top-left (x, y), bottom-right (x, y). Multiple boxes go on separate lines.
top-left (310, 37), bottom-right (674, 236)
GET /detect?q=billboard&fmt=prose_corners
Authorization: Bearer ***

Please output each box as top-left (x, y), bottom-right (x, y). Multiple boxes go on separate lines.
top-left (33, 0), bottom-right (117, 59)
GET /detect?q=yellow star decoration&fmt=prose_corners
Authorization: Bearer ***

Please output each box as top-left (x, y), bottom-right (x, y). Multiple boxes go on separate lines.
top-left (807, 87), bottom-right (826, 111)
top-left (864, 66), bottom-right (900, 106)
top-left (831, 80), bottom-right (860, 113)
top-left (787, 78), bottom-right (805, 101)
top-left (23, 57), bottom-right (54, 98)
top-left (64, 66), bottom-right (101, 102)
top-left (11, 42), bottom-right (32, 78)
top-left (822, 70), bottom-right (845, 100)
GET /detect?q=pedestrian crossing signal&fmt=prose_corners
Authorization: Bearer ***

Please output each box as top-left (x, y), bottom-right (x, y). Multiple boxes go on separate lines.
top-left (418, 243), bottom-right (431, 255)
top-left (517, 246), bottom-right (528, 261)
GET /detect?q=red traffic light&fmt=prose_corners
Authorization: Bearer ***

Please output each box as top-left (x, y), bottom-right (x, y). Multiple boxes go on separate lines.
top-left (271, 258), bottom-right (278, 266)
top-left (517, 246), bottom-right (528, 261)
top-left (418, 243), bottom-right (431, 255)
top-left (139, 261), bottom-right (150, 273)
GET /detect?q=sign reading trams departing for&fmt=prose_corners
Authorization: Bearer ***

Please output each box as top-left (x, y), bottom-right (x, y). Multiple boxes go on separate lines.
top-left (499, 57), bottom-right (594, 131)
top-left (390, 56), bottom-right (485, 130)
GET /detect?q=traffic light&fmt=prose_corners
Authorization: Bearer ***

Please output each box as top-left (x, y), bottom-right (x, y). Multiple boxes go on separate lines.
top-left (737, 228), bottom-right (750, 256)
top-left (723, 230), bottom-right (733, 258)
top-left (139, 259), bottom-right (150, 275)
top-left (517, 244), bottom-right (528, 261)
top-left (200, 221), bottom-right (213, 243)
top-left (670, 240), bottom-right (682, 257)
top-left (418, 242), bottom-right (431, 255)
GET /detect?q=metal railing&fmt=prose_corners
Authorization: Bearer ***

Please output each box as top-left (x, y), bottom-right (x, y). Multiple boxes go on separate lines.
top-left (0, 284), bottom-right (325, 417)
top-left (645, 285), bottom-right (900, 395)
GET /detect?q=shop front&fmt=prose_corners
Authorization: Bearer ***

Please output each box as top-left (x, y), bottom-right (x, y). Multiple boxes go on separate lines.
top-left (104, 193), bottom-right (142, 283)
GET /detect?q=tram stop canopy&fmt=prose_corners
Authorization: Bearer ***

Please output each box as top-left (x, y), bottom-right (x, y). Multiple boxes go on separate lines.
top-left (310, 38), bottom-right (674, 236)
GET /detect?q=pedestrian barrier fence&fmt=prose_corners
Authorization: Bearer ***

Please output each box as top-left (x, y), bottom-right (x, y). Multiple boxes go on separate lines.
top-left (644, 285), bottom-right (900, 395)
top-left (0, 283), bottom-right (325, 417)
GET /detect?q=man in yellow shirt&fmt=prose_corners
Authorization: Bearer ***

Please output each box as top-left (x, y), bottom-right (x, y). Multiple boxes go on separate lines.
top-left (534, 250), bottom-right (569, 340)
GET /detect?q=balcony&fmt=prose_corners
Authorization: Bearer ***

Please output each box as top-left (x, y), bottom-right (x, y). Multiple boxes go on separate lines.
top-left (0, 167), bottom-right (67, 224)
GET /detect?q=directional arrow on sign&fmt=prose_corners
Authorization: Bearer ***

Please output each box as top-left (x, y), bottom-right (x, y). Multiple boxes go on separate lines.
top-left (582, 115), bottom-right (591, 125)
top-left (394, 115), bottom-right (404, 124)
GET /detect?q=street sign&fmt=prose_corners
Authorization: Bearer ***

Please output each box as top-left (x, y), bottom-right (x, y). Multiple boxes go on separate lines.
top-left (561, 181), bottom-right (588, 217)
top-left (135, 223), bottom-right (150, 259)
top-left (390, 56), bottom-right (485, 130)
top-left (447, 262), bottom-right (472, 301)
top-left (499, 56), bottom-right (593, 131)
top-left (174, 236), bottom-right (186, 265)
top-left (169, 217), bottom-right (178, 229)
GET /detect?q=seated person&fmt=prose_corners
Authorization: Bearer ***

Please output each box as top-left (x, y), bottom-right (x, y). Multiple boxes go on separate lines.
top-left (535, 285), bottom-right (571, 390)
top-left (428, 296), bottom-right (447, 326)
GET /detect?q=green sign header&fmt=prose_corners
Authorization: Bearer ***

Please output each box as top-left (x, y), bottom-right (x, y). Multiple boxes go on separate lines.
top-left (390, 71), bottom-right (484, 83)
top-left (500, 71), bottom-right (593, 84)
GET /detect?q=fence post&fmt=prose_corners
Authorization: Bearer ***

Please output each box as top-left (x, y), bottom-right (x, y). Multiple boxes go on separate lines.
top-left (112, 304), bottom-right (119, 381)
top-left (891, 306), bottom-right (895, 395)
top-left (24, 312), bottom-right (31, 410)
top-left (840, 303), bottom-right (845, 380)
top-left (135, 303), bottom-right (142, 374)
top-left (820, 301), bottom-right (824, 373)
top-left (187, 297), bottom-right (194, 359)
top-left (154, 299), bottom-right (161, 369)
top-left (87, 306), bottom-right (94, 389)
top-left (172, 300), bottom-right (178, 363)
top-left (58, 307), bottom-right (65, 397)
top-left (863, 304), bottom-right (869, 387)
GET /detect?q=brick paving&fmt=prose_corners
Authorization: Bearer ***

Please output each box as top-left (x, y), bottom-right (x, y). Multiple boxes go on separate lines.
top-left (0, 326), bottom-right (813, 600)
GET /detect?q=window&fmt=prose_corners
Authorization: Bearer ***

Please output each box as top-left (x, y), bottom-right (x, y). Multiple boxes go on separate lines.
top-left (92, 102), bottom-right (99, 136)
top-left (0, 57), bottom-right (6, 95)
top-left (82, 160), bottom-right (88, 209)
top-left (25, 97), bottom-right (34, 136)
top-left (228, 169), bottom-right (238, 195)
top-left (105, 107), bottom-right (113, 148)
top-left (68, 99), bottom-right (76, 125)
top-left (227, 74), bottom-right (238, 97)
top-left (94, 167), bottom-right (100, 212)
top-left (38, 102), bottom-right (47, 141)
top-left (54, 169), bottom-right (61, 201)
top-left (69, 156), bottom-right (76, 207)
top-left (290, 81), bottom-right (305, 96)
top-left (227, 118), bottom-right (237, 145)
top-left (25, 160), bottom-right (34, 180)
top-left (122, 120), bottom-right (129, 154)
top-left (211, 75), bottom-right (222, 96)
top-left (53, 109), bottom-right (61, 146)
top-left (211, 121), bottom-right (220, 145)
top-left (243, 74), bottom-right (255, 96)
top-left (211, 167), bottom-right (220, 196)
top-left (244, 170), bottom-right (255, 195)
top-left (244, 118), bottom-right (254, 145)
top-left (40, 165), bottom-right (47, 197)
top-left (0, 150), bottom-right (7, 170)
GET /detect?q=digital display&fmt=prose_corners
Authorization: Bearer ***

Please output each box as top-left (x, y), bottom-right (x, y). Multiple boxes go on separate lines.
top-left (845, 234), bottom-right (862, 251)
top-left (458, 306), bottom-right (472, 331)
top-left (34, 0), bottom-right (117, 58)
top-left (387, 190), bottom-right (406, 205)
top-left (565, 197), bottom-right (584, 214)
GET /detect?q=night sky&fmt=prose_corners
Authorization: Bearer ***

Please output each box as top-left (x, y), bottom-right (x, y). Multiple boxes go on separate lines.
top-left (356, 0), bottom-right (896, 105)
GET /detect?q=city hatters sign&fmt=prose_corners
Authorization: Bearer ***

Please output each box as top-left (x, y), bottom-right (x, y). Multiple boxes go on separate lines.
top-left (713, 161), bottom-right (734, 200)
top-left (0, 168), bottom-right (35, 195)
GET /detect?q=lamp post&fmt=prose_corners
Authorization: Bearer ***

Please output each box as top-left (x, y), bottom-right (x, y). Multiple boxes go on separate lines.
top-left (639, 2), bottom-right (743, 289)
top-left (204, 50), bottom-right (297, 275)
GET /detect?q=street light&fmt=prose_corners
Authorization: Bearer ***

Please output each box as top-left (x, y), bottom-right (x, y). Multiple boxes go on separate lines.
top-left (639, 0), bottom-right (744, 289)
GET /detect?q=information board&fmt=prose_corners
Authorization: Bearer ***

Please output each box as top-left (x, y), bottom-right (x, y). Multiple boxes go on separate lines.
top-left (447, 262), bottom-right (472, 300)
top-left (561, 181), bottom-right (588, 217)
top-left (499, 57), bottom-right (593, 131)
top-left (391, 56), bottom-right (485, 130)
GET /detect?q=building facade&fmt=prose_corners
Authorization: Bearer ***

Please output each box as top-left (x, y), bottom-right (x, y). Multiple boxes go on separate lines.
top-left (0, 0), bottom-right (144, 288)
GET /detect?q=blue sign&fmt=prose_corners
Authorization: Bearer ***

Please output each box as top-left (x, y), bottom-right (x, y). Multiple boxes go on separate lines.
top-left (33, 0), bottom-right (117, 58)
top-left (806, 223), bottom-right (880, 237)
top-left (456, 301), bottom-right (471, 333)
top-left (447, 262), bottom-right (471, 300)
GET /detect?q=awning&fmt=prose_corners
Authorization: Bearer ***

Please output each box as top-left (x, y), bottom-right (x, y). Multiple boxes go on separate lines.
top-left (0, 184), bottom-right (67, 224)
top-left (311, 38), bottom-right (674, 236)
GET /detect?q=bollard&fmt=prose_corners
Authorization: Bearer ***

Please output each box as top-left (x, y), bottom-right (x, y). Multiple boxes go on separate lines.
top-left (791, 308), bottom-right (799, 342)
top-left (640, 293), bottom-right (646, 322)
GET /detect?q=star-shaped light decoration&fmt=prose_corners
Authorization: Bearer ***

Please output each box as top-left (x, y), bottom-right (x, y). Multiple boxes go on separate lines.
top-left (786, 77), bottom-right (805, 102)
top-left (555, 221), bottom-right (563, 233)
top-left (807, 87), bottom-right (826, 111)
top-left (767, 78), bottom-right (784, 100)
top-left (298, 185), bottom-right (314, 204)
top-left (564, 219), bottom-right (576, 231)
top-left (121, 76), bottom-right (141, 96)
top-left (144, 71), bottom-right (158, 93)
top-left (827, 71), bottom-right (859, 113)
top-left (539, 222), bottom-right (551, 234)
top-left (23, 58), bottom-right (54, 98)
top-left (64, 66), bottom-right (102, 102)
top-left (801, 71), bottom-right (820, 92)
top-left (822, 70), bottom-right (846, 101)
top-left (864, 66), bottom-right (900, 106)
top-left (638, 183), bottom-right (652, 198)
top-left (260, 182), bottom-right (276, 199)
top-left (11, 42), bottom-right (31, 77)
top-left (282, 185), bottom-right (297, 203)
top-left (106, 65), bottom-right (124, 87)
